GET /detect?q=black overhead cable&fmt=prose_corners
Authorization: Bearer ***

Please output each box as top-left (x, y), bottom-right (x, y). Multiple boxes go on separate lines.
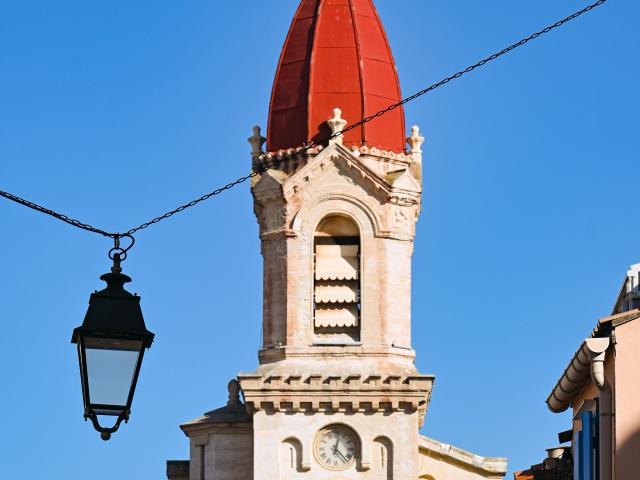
top-left (0, 0), bottom-right (608, 247)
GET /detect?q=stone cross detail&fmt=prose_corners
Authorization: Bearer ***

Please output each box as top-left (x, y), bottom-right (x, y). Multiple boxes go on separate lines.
top-left (327, 108), bottom-right (347, 145)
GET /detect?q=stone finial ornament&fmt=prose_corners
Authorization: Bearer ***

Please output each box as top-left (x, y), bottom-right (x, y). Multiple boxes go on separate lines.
top-left (327, 108), bottom-right (347, 145)
top-left (248, 125), bottom-right (267, 157)
top-left (227, 379), bottom-right (241, 406)
top-left (407, 125), bottom-right (424, 153)
top-left (407, 125), bottom-right (425, 182)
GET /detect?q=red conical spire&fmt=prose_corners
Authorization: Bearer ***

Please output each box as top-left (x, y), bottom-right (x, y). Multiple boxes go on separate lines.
top-left (267, 0), bottom-right (406, 153)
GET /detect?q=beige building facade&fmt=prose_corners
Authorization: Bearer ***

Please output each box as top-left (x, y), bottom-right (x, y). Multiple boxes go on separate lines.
top-left (516, 264), bottom-right (640, 480)
top-left (167, 1), bottom-right (507, 479)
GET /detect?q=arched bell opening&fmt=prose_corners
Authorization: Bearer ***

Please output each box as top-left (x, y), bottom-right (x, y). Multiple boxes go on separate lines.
top-left (313, 214), bottom-right (361, 343)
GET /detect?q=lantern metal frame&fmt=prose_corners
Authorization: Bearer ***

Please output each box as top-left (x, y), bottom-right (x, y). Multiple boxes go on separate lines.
top-left (71, 248), bottom-right (154, 440)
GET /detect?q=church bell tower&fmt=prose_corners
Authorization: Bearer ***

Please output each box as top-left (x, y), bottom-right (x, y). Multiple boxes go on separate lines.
top-left (178, 1), bottom-right (435, 478)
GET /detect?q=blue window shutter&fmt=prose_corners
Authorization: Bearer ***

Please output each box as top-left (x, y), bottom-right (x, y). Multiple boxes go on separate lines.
top-left (581, 411), bottom-right (594, 480)
top-left (578, 430), bottom-right (584, 480)
top-left (594, 408), bottom-right (600, 480)
top-left (574, 430), bottom-right (581, 480)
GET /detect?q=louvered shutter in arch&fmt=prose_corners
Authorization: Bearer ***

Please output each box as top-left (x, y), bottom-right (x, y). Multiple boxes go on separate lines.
top-left (313, 216), bottom-right (360, 330)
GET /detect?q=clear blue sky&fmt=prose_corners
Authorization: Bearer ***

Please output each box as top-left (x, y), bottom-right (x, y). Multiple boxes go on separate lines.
top-left (0, 1), bottom-right (636, 478)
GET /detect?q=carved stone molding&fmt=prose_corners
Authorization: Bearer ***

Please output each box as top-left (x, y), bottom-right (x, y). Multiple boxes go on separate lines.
top-left (252, 142), bottom-right (423, 240)
top-left (254, 200), bottom-right (287, 234)
top-left (238, 373), bottom-right (433, 422)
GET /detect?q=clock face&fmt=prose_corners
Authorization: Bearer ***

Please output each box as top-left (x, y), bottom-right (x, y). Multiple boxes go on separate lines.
top-left (313, 425), bottom-right (359, 470)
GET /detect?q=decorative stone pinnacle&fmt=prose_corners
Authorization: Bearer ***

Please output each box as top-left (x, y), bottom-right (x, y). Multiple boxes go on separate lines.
top-left (227, 379), bottom-right (241, 407)
top-left (327, 107), bottom-right (347, 145)
top-left (248, 125), bottom-right (266, 157)
top-left (407, 125), bottom-right (424, 153)
top-left (407, 125), bottom-right (425, 183)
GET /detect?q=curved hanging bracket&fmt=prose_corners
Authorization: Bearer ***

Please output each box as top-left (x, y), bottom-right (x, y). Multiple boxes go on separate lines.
top-left (85, 410), bottom-right (130, 441)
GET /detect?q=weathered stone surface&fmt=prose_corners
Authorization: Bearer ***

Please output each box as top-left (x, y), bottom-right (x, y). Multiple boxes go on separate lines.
top-left (252, 143), bottom-right (422, 373)
top-left (171, 129), bottom-right (507, 479)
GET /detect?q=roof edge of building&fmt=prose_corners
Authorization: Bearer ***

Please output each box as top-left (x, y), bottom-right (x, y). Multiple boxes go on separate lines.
top-left (546, 309), bottom-right (640, 413)
top-left (418, 435), bottom-right (508, 476)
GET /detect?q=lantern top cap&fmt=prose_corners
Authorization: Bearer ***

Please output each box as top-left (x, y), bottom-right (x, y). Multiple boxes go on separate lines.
top-left (71, 264), bottom-right (154, 346)
top-left (99, 270), bottom-right (133, 295)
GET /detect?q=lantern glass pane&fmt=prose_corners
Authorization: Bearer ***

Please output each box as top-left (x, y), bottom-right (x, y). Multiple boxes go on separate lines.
top-left (84, 338), bottom-right (143, 408)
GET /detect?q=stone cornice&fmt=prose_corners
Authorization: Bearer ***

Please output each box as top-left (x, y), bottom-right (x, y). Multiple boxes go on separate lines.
top-left (351, 144), bottom-right (412, 166)
top-left (254, 143), bottom-right (413, 169)
top-left (258, 344), bottom-right (417, 363)
top-left (238, 373), bottom-right (433, 418)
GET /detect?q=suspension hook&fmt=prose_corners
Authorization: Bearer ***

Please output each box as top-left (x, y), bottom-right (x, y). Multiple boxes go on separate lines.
top-left (108, 234), bottom-right (135, 262)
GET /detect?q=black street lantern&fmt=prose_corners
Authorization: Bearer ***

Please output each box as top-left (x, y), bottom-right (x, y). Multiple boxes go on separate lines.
top-left (71, 250), bottom-right (154, 440)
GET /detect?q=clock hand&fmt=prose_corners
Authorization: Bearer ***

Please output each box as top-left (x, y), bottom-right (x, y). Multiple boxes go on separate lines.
top-left (335, 448), bottom-right (348, 462)
top-left (334, 436), bottom-right (350, 461)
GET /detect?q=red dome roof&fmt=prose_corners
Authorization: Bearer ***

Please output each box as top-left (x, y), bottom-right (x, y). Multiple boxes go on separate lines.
top-left (267, 0), bottom-right (406, 153)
